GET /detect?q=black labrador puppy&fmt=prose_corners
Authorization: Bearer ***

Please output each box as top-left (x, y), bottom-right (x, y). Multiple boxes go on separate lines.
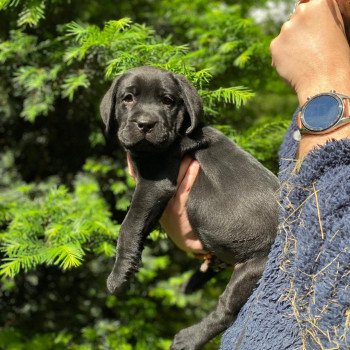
top-left (100, 66), bottom-right (279, 350)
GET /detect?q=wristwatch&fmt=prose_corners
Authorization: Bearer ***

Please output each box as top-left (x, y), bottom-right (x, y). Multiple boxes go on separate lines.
top-left (297, 91), bottom-right (350, 135)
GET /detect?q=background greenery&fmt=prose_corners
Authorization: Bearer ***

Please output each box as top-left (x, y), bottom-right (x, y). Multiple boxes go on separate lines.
top-left (0, 0), bottom-right (296, 349)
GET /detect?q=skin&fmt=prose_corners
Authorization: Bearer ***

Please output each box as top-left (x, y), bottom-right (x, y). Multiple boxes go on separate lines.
top-left (158, 156), bottom-right (206, 254)
top-left (270, 0), bottom-right (350, 158)
top-left (129, 0), bottom-right (350, 254)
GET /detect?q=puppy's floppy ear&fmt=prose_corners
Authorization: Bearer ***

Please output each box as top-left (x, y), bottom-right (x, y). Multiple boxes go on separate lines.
top-left (172, 73), bottom-right (203, 134)
top-left (100, 77), bottom-right (120, 136)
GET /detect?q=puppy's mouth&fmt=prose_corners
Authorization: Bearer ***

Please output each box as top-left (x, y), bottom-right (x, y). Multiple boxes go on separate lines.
top-left (118, 127), bottom-right (173, 152)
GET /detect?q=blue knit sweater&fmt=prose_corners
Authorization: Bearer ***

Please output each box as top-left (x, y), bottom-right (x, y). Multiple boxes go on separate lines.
top-left (220, 115), bottom-right (350, 350)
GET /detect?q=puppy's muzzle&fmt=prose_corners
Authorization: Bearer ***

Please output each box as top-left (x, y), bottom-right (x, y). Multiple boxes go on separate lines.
top-left (135, 116), bottom-right (158, 134)
top-left (120, 114), bottom-right (172, 151)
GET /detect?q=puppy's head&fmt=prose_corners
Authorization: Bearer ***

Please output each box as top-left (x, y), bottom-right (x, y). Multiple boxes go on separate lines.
top-left (100, 66), bottom-right (203, 152)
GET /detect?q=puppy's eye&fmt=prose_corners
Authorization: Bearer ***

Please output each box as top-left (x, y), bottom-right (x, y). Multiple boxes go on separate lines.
top-left (161, 96), bottom-right (174, 106)
top-left (122, 94), bottom-right (134, 103)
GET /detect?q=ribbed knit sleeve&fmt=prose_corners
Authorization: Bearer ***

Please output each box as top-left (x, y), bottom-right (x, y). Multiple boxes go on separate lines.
top-left (220, 114), bottom-right (350, 350)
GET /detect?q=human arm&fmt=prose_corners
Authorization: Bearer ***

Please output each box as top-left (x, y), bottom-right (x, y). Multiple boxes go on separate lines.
top-left (221, 2), bottom-right (350, 348)
top-left (270, 0), bottom-right (350, 159)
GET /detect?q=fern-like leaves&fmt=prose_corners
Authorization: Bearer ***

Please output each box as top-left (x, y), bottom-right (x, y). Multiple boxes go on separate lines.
top-left (61, 73), bottom-right (90, 101)
top-left (0, 177), bottom-right (119, 278)
top-left (202, 86), bottom-right (255, 112)
top-left (17, 0), bottom-right (45, 27)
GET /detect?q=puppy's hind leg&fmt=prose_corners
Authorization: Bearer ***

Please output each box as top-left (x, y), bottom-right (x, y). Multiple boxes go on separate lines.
top-left (171, 256), bottom-right (268, 350)
top-left (182, 267), bottom-right (218, 294)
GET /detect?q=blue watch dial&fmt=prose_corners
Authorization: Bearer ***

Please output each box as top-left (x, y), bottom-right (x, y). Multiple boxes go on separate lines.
top-left (302, 94), bottom-right (342, 131)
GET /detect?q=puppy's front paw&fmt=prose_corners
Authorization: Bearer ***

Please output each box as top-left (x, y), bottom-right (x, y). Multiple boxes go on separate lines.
top-left (106, 271), bottom-right (128, 294)
top-left (170, 325), bottom-right (205, 350)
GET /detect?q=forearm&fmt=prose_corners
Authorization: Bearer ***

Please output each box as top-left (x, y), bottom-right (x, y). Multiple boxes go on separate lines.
top-left (270, 0), bottom-right (350, 159)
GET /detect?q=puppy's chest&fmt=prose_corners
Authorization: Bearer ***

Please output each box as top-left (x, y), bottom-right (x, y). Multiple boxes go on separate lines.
top-left (132, 154), bottom-right (181, 183)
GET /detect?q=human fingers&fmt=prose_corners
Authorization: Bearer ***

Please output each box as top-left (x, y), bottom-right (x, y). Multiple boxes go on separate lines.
top-left (126, 152), bottom-right (136, 179)
top-left (165, 157), bottom-right (200, 214)
top-left (289, 0), bottom-right (310, 19)
top-left (174, 159), bottom-right (200, 206)
top-left (161, 159), bottom-right (199, 219)
top-left (159, 159), bottom-right (204, 254)
top-left (176, 155), bottom-right (194, 186)
top-left (336, 0), bottom-right (350, 41)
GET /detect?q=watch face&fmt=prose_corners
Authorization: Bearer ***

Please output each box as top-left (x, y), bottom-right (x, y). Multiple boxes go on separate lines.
top-left (302, 94), bottom-right (343, 131)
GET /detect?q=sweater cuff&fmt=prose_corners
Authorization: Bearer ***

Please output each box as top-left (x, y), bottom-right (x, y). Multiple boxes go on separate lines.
top-left (295, 138), bottom-right (350, 186)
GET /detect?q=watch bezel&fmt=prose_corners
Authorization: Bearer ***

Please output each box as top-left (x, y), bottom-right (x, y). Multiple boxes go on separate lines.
top-left (300, 92), bottom-right (344, 133)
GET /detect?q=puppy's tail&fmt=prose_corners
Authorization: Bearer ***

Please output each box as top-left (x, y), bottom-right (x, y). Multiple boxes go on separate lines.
top-left (182, 267), bottom-right (217, 294)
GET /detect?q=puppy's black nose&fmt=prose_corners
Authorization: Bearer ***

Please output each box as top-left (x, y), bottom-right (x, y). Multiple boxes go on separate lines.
top-left (136, 119), bottom-right (157, 133)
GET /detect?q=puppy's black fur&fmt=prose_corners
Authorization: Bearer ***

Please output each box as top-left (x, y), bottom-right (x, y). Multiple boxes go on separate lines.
top-left (100, 66), bottom-right (279, 350)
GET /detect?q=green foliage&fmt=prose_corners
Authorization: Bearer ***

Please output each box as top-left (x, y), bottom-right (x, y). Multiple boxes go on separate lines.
top-left (0, 0), bottom-right (276, 122)
top-left (17, 0), bottom-right (45, 27)
top-left (0, 175), bottom-right (118, 277)
top-left (62, 73), bottom-right (90, 101)
top-left (2, 15), bottom-right (257, 121)
top-left (151, 0), bottom-right (272, 77)
top-left (202, 86), bottom-right (255, 117)
top-left (0, 0), bottom-right (295, 348)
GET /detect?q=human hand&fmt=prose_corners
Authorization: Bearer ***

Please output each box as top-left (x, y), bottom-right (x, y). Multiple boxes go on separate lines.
top-left (159, 156), bottom-right (207, 254)
top-left (270, 0), bottom-right (350, 105)
top-left (127, 154), bottom-right (207, 255)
